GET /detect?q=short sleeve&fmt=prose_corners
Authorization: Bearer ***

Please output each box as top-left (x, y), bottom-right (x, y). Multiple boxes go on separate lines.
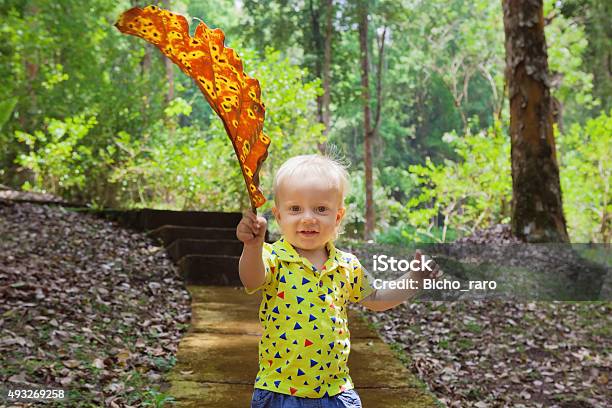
top-left (244, 242), bottom-right (276, 295)
top-left (348, 257), bottom-right (376, 303)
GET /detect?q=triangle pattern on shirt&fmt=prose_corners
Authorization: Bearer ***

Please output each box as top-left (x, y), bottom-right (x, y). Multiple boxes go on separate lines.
top-left (251, 237), bottom-right (372, 398)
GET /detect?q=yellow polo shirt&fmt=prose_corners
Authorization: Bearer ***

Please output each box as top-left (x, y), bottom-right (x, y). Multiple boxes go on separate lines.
top-left (244, 236), bottom-right (376, 398)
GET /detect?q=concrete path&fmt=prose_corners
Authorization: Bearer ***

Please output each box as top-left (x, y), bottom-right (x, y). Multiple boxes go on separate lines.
top-left (165, 286), bottom-right (440, 407)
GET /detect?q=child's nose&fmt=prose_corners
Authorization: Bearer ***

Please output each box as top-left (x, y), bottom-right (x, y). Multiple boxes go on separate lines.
top-left (301, 210), bottom-right (316, 222)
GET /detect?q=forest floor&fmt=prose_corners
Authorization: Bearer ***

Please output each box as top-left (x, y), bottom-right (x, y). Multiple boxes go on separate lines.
top-left (0, 200), bottom-right (191, 407)
top-left (344, 233), bottom-right (610, 408)
top-left (0, 198), bottom-right (610, 407)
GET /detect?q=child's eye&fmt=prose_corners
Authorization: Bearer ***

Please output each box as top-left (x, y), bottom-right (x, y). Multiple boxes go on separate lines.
top-left (316, 206), bottom-right (328, 213)
top-left (289, 206), bottom-right (300, 212)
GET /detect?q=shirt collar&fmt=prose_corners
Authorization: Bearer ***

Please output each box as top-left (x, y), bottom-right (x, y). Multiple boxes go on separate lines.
top-left (271, 236), bottom-right (351, 271)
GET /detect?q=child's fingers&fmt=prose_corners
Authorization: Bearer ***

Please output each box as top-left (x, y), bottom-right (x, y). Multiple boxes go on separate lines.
top-left (241, 217), bottom-right (254, 230)
top-left (249, 210), bottom-right (259, 222)
top-left (238, 212), bottom-right (266, 242)
top-left (250, 214), bottom-right (265, 227)
top-left (414, 249), bottom-right (422, 260)
top-left (236, 228), bottom-right (254, 242)
top-left (430, 264), bottom-right (439, 277)
top-left (256, 216), bottom-right (267, 229)
top-left (430, 264), bottom-right (443, 279)
top-left (237, 222), bottom-right (254, 236)
top-left (243, 209), bottom-right (256, 222)
top-left (239, 221), bottom-right (261, 240)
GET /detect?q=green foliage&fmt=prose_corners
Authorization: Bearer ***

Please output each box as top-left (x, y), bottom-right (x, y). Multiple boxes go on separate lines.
top-left (380, 112), bottom-right (611, 244)
top-left (0, 97), bottom-right (17, 129)
top-left (14, 115), bottom-right (98, 195)
top-left (375, 222), bottom-right (458, 245)
top-left (141, 389), bottom-right (176, 408)
top-left (557, 0), bottom-right (612, 112)
top-left (559, 109), bottom-right (611, 243)
top-left (107, 48), bottom-right (323, 211)
top-left (343, 167), bottom-right (398, 239)
top-left (0, 0), bottom-right (608, 246)
top-left (396, 121), bottom-right (512, 242)
top-left (544, 0), bottom-right (599, 126)
top-left (1, 0), bottom-right (167, 197)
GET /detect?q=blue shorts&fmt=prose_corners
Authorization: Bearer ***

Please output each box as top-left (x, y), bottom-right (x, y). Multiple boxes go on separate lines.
top-left (250, 388), bottom-right (362, 408)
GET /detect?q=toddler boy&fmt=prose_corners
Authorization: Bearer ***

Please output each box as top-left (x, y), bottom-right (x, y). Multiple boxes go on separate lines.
top-left (236, 154), bottom-right (441, 407)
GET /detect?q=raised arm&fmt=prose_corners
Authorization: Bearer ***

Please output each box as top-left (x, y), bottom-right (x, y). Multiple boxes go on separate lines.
top-left (360, 250), bottom-right (442, 312)
top-left (236, 210), bottom-right (268, 291)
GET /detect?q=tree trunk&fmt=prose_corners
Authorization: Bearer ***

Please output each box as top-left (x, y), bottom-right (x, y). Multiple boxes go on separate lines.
top-left (162, 0), bottom-right (175, 134)
top-left (358, 2), bottom-right (375, 240)
top-left (321, 0), bottom-right (333, 147)
top-left (161, 0), bottom-right (174, 105)
top-left (309, 0), bottom-right (332, 154)
top-left (165, 57), bottom-right (174, 104)
top-left (141, 44), bottom-right (152, 124)
top-left (373, 26), bottom-right (386, 136)
top-left (502, 0), bottom-right (569, 243)
top-left (309, 1), bottom-right (323, 138)
top-left (141, 45), bottom-right (152, 76)
top-left (22, 2), bottom-right (40, 133)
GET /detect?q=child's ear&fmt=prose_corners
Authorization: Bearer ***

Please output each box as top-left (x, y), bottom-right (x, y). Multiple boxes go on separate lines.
top-left (272, 206), bottom-right (280, 221)
top-left (335, 207), bottom-right (346, 225)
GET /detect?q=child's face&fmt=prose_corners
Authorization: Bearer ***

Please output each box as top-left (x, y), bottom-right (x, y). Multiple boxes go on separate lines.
top-left (272, 174), bottom-right (345, 252)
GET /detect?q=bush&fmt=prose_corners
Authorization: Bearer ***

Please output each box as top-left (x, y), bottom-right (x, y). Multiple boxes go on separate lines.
top-left (343, 167), bottom-right (399, 239)
top-left (13, 47), bottom-right (324, 211)
top-left (559, 109), bottom-right (611, 243)
top-left (15, 114), bottom-right (98, 196)
top-left (395, 120), bottom-right (511, 242)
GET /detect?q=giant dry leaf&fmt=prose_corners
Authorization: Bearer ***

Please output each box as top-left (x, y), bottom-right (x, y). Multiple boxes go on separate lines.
top-left (115, 5), bottom-right (270, 209)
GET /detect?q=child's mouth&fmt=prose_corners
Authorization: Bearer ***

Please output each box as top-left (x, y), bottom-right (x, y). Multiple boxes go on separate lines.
top-left (299, 230), bottom-right (318, 237)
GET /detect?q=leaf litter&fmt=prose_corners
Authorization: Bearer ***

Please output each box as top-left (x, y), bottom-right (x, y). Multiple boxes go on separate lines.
top-left (346, 229), bottom-right (610, 408)
top-left (1, 200), bottom-right (609, 407)
top-left (0, 201), bottom-right (191, 407)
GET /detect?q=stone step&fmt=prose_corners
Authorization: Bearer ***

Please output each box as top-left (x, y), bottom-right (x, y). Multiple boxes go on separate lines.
top-left (166, 239), bottom-right (243, 262)
top-left (150, 226), bottom-right (237, 247)
top-left (178, 255), bottom-right (240, 285)
top-left (102, 209), bottom-right (242, 231)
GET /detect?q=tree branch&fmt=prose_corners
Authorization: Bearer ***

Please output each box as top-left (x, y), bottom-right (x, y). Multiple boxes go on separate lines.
top-left (372, 26), bottom-right (387, 134)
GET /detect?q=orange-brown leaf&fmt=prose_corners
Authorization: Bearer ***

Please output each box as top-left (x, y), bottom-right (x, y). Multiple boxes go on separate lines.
top-left (115, 5), bottom-right (270, 208)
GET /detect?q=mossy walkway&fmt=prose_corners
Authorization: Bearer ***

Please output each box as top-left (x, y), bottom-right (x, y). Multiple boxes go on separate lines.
top-left (165, 286), bottom-right (440, 407)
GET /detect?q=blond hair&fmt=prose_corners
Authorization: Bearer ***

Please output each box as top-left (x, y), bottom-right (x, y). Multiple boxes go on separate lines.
top-left (273, 153), bottom-right (350, 206)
